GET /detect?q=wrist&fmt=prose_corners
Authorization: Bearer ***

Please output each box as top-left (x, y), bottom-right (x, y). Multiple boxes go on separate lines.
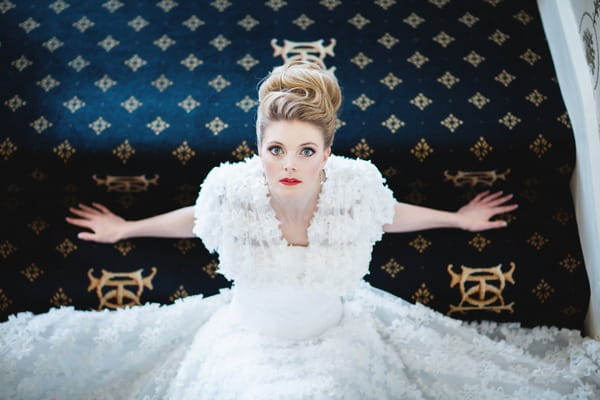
top-left (454, 212), bottom-right (469, 231)
top-left (117, 220), bottom-right (134, 241)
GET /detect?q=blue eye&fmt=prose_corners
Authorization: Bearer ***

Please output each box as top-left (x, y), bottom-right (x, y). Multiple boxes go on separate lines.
top-left (268, 146), bottom-right (283, 156)
top-left (301, 148), bottom-right (315, 157)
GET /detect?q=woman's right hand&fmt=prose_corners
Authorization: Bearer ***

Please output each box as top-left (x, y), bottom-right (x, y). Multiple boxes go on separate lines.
top-left (65, 202), bottom-right (128, 243)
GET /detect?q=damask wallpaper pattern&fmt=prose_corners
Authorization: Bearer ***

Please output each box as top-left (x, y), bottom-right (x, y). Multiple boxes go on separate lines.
top-left (0, 0), bottom-right (589, 330)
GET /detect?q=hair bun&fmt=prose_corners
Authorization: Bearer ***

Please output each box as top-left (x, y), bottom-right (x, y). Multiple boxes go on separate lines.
top-left (257, 61), bottom-right (342, 148)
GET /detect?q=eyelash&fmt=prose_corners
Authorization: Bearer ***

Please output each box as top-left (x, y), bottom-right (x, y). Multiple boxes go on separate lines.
top-left (268, 146), bottom-right (316, 157)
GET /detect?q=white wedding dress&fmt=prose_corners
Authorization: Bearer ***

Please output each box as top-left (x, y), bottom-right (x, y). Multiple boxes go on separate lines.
top-left (1, 155), bottom-right (599, 399)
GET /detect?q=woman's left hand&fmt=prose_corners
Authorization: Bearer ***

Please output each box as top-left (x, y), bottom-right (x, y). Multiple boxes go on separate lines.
top-left (457, 190), bottom-right (518, 232)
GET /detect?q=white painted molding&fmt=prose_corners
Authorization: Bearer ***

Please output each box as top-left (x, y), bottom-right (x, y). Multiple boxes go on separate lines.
top-left (538, 0), bottom-right (600, 339)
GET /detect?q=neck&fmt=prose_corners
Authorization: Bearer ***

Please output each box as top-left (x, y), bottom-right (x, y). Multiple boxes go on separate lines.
top-left (269, 180), bottom-right (322, 222)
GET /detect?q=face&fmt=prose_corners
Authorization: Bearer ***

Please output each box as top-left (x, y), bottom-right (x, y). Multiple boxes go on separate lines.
top-left (259, 120), bottom-right (331, 198)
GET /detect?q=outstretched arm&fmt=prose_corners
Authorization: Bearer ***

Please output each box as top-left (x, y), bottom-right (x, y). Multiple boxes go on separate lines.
top-left (66, 203), bottom-right (196, 243)
top-left (383, 190), bottom-right (518, 233)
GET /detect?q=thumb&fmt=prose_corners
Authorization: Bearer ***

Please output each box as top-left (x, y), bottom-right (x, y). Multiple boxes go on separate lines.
top-left (78, 232), bottom-right (94, 241)
top-left (490, 220), bottom-right (508, 229)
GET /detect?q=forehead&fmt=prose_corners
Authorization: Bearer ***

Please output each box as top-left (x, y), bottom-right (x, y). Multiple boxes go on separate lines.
top-left (262, 120), bottom-right (324, 147)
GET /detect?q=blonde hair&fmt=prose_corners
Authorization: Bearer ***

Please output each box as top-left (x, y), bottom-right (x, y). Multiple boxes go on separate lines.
top-left (256, 60), bottom-right (342, 148)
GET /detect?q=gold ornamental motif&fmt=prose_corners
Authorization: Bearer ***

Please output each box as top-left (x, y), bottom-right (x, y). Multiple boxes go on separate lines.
top-left (468, 233), bottom-right (491, 252)
top-left (529, 133), bottom-right (552, 158)
top-left (440, 113), bottom-right (463, 132)
top-left (56, 238), bottom-right (77, 257)
top-left (113, 240), bottom-right (135, 256)
top-left (209, 34), bottom-right (231, 51)
top-left (458, 12), bottom-right (479, 28)
top-left (292, 14), bottom-right (314, 30)
top-left (113, 140), bottom-right (135, 164)
top-left (373, 0), bottom-right (395, 10)
top-left (232, 140), bottom-right (255, 160)
top-left (411, 283), bottom-right (434, 304)
top-left (238, 14), bottom-right (260, 32)
top-left (410, 93), bottom-right (432, 110)
top-left (20, 263), bottom-right (44, 282)
top-left (380, 72), bottom-right (402, 90)
top-left (469, 137), bottom-right (494, 161)
top-left (447, 262), bottom-right (516, 315)
top-left (561, 306), bottom-right (577, 317)
top-left (489, 29), bottom-right (510, 46)
top-left (520, 48), bottom-right (541, 66)
top-left (514, 10), bottom-right (533, 25)
top-left (382, 114), bottom-right (405, 133)
top-left (404, 13), bottom-right (425, 28)
top-left (50, 287), bottom-right (73, 307)
top-left (320, 0), bottom-right (342, 11)
top-left (429, 0), bottom-right (450, 8)
top-left (553, 209), bottom-right (573, 225)
top-left (409, 235), bottom-right (431, 253)
top-left (271, 38), bottom-right (336, 72)
top-left (265, 0), bottom-right (287, 12)
top-left (210, 0), bottom-right (231, 12)
top-left (380, 258), bottom-right (405, 278)
top-left (433, 31), bottom-right (455, 48)
top-left (92, 174), bottom-right (159, 192)
top-left (352, 93), bottom-right (375, 111)
top-left (0, 289), bottom-right (13, 312)
top-left (437, 71), bottom-right (460, 88)
top-left (88, 267), bottom-right (157, 310)
top-left (444, 169), bottom-right (510, 187)
top-left (557, 112), bottom-right (572, 128)
top-left (560, 254), bottom-right (582, 272)
top-left (174, 239), bottom-right (196, 255)
top-left (173, 141), bottom-right (196, 165)
top-left (494, 70), bottom-right (516, 87)
top-left (350, 138), bottom-right (374, 159)
top-left (203, 259), bottom-right (220, 278)
top-left (350, 52), bottom-right (373, 69)
top-left (407, 51), bottom-right (429, 68)
top-left (378, 33), bottom-right (398, 49)
top-left (410, 138), bottom-right (433, 162)
top-left (169, 285), bottom-right (189, 302)
top-left (28, 218), bottom-right (49, 235)
top-left (0, 137), bottom-right (18, 161)
top-left (527, 232), bottom-right (549, 250)
top-left (53, 140), bottom-right (76, 163)
top-left (532, 279), bottom-right (554, 303)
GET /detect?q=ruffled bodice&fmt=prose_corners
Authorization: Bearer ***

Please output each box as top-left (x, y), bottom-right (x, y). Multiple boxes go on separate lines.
top-left (192, 154), bottom-right (397, 296)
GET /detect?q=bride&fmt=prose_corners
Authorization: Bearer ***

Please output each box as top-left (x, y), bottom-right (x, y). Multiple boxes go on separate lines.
top-left (2, 61), bottom-right (598, 399)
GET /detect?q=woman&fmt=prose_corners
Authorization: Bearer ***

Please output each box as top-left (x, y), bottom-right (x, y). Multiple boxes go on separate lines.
top-left (2, 61), bottom-right (598, 399)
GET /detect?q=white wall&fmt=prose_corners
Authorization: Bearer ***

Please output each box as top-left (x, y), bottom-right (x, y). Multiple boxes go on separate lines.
top-left (538, 0), bottom-right (600, 339)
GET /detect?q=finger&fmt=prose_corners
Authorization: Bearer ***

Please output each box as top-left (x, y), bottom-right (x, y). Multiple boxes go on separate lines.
top-left (68, 207), bottom-right (96, 219)
top-left (78, 203), bottom-right (102, 214)
top-left (65, 216), bottom-right (93, 229)
top-left (91, 202), bottom-right (111, 214)
top-left (487, 193), bottom-right (514, 207)
top-left (493, 204), bottom-right (519, 214)
top-left (489, 220), bottom-right (509, 229)
top-left (472, 190), bottom-right (491, 202)
top-left (480, 190), bottom-right (504, 204)
top-left (77, 231), bottom-right (96, 241)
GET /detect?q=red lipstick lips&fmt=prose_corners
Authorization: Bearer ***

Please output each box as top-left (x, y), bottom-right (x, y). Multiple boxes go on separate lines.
top-left (279, 178), bottom-right (302, 186)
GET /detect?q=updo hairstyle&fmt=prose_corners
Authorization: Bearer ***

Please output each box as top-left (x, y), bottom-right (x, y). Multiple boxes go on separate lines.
top-left (256, 60), bottom-right (342, 148)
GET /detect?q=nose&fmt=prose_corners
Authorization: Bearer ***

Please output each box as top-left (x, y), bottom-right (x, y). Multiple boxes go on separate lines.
top-left (283, 156), bottom-right (297, 172)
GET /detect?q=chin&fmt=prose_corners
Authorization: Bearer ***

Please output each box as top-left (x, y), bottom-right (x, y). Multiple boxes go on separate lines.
top-left (271, 184), bottom-right (304, 196)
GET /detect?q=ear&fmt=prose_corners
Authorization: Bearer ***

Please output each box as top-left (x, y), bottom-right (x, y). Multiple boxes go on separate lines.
top-left (322, 146), bottom-right (331, 164)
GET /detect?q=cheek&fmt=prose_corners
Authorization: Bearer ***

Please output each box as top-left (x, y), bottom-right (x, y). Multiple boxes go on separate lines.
top-left (261, 157), bottom-right (279, 180)
top-left (304, 157), bottom-right (324, 177)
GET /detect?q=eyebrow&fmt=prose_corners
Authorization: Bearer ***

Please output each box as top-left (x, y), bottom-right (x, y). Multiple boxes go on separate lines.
top-left (266, 141), bottom-right (320, 148)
